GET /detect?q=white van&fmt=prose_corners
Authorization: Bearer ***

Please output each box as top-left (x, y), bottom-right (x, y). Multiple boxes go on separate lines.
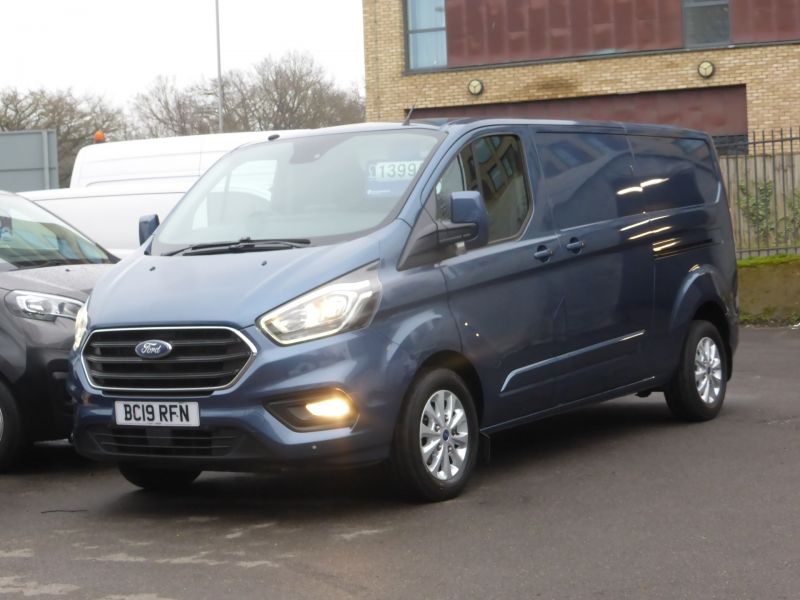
top-left (24, 131), bottom-right (287, 255)
top-left (69, 131), bottom-right (282, 188)
top-left (22, 183), bottom-right (187, 256)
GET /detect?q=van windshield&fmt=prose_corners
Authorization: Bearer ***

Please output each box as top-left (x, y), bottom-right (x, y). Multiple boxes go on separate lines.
top-left (0, 194), bottom-right (113, 271)
top-left (152, 129), bottom-right (443, 255)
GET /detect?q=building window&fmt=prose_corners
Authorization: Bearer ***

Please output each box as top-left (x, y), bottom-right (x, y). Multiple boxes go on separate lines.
top-left (683, 0), bottom-right (730, 47)
top-left (407, 0), bottom-right (447, 70)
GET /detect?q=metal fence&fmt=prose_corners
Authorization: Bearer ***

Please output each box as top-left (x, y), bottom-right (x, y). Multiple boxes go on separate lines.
top-left (716, 130), bottom-right (800, 258)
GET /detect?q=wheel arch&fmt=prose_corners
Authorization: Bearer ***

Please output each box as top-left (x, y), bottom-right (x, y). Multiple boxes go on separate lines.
top-left (693, 301), bottom-right (733, 378)
top-left (415, 350), bottom-right (485, 425)
top-left (669, 266), bottom-right (735, 379)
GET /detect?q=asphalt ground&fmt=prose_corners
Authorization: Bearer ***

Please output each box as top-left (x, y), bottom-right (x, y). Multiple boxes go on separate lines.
top-left (1, 327), bottom-right (798, 600)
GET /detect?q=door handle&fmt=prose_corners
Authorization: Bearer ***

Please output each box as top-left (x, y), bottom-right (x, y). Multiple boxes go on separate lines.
top-left (533, 246), bottom-right (553, 262)
top-left (565, 238), bottom-right (585, 253)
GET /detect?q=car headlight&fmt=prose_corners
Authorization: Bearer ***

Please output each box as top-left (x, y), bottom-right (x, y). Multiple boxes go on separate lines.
top-left (5, 290), bottom-right (83, 322)
top-left (73, 302), bottom-right (89, 351)
top-left (257, 263), bottom-right (381, 345)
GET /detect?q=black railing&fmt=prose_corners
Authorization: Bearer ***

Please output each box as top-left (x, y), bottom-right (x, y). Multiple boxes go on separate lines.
top-left (716, 130), bottom-right (800, 258)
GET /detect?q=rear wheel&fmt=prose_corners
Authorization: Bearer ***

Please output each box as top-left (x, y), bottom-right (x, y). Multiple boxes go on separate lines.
top-left (0, 382), bottom-right (26, 472)
top-left (390, 369), bottom-right (478, 502)
top-left (665, 320), bottom-right (728, 422)
top-left (118, 464), bottom-right (201, 491)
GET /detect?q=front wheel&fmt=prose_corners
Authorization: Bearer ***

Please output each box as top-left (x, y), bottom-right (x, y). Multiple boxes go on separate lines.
top-left (118, 464), bottom-right (201, 491)
top-left (390, 369), bottom-right (479, 502)
top-left (664, 320), bottom-right (728, 422)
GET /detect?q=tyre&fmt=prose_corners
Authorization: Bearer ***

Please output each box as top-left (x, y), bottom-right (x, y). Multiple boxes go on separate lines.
top-left (390, 368), bottom-right (479, 502)
top-left (118, 464), bottom-right (201, 491)
top-left (0, 382), bottom-right (26, 473)
top-left (665, 320), bottom-right (728, 422)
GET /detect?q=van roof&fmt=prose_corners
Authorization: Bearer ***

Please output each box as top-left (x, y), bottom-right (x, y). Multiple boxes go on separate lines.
top-left (69, 130), bottom-right (301, 188)
top-left (249, 119), bottom-right (711, 141)
top-left (74, 131), bottom-right (289, 160)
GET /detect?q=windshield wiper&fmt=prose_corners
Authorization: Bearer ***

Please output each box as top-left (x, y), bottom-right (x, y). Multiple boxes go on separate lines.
top-left (12, 258), bottom-right (88, 269)
top-left (164, 238), bottom-right (311, 256)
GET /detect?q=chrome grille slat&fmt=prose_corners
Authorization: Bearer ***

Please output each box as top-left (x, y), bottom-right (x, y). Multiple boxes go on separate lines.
top-left (89, 338), bottom-right (242, 348)
top-left (82, 327), bottom-right (256, 393)
top-left (84, 352), bottom-right (251, 365)
top-left (88, 369), bottom-right (241, 381)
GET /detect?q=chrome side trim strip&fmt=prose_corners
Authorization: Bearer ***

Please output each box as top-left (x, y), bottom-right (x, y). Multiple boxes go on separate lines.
top-left (81, 325), bottom-right (257, 394)
top-left (500, 330), bottom-right (645, 393)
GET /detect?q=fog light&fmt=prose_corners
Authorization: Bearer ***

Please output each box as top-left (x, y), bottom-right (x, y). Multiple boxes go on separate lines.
top-left (305, 397), bottom-right (351, 418)
top-left (266, 391), bottom-right (357, 431)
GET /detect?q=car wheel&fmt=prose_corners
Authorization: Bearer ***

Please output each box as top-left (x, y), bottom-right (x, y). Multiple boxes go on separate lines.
top-left (0, 382), bottom-right (26, 473)
top-left (390, 368), bottom-right (479, 502)
top-left (664, 320), bottom-right (728, 422)
top-left (118, 464), bottom-right (201, 491)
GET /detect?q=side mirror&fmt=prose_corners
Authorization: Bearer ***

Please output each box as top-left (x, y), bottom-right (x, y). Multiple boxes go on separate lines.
top-left (138, 214), bottom-right (160, 245)
top-left (438, 191), bottom-right (489, 249)
top-left (398, 190), bottom-right (490, 270)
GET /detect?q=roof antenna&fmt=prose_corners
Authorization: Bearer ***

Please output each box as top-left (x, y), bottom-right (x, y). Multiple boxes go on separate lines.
top-left (402, 104), bottom-right (416, 126)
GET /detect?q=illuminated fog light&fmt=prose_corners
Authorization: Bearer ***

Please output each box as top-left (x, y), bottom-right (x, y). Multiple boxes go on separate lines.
top-left (305, 397), bottom-right (352, 419)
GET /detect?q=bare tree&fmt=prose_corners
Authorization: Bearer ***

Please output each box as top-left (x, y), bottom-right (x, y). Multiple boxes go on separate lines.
top-left (131, 76), bottom-right (218, 137)
top-left (0, 53), bottom-right (364, 188)
top-left (0, 87), bottom-right (127, 186)
top-left (248, 52), bottom-right (364, 130)
top-left (132, 52), bottom-right (364, 136)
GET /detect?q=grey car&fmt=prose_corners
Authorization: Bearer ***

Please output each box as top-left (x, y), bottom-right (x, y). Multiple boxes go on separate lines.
top-left (0, 191), bottom-right (114, 470)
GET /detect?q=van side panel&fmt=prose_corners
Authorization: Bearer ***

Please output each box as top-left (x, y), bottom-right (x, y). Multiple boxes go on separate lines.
top-left (370, 221), bottom-right (466, 413)
top-left (534, 130), bottom-right (654, 402)
top-left (629, 133), bottom-right (738, 381)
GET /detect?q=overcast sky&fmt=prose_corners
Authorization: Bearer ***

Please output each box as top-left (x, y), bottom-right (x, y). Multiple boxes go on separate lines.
top-left (1, 0), bottom-right (365, 107)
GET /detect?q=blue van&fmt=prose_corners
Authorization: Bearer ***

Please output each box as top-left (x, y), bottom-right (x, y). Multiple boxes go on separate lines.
top-left (69, 120), bottom-right (738, 501)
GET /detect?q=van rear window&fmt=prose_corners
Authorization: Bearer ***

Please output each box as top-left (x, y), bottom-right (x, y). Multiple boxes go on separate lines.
top-left (536, 132), bottom-right (639, 230)
top-left (629, 136), bottom-right (719, 212)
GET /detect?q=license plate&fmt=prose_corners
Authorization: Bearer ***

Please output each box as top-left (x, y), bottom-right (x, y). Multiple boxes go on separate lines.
top-left (114, 401), bottom-right (200, 427)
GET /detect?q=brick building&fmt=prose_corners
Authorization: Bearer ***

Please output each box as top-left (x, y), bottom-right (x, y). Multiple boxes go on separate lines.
top-left (363, 0), bottom-right (800, 140)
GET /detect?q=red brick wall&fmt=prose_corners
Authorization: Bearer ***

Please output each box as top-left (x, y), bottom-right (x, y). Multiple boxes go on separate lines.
top-left (730, 0), bottom-right (800, 43)
top-left (446, 0), bottom-right (683, 68)
top-left (412, 86), bottom-right (749, 136)
top-left (444, 0), bottom-right (800, 69)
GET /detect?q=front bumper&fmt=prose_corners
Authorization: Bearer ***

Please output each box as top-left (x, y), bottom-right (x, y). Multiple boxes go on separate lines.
top-left (69, 325), bottom-right (414, 471)
top-left (7, 315), bottom-right (79, 441)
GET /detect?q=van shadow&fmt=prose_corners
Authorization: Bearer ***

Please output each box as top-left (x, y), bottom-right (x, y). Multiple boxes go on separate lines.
top-left (100, 397), bottom-right (686, 522)
top-left (485, 398), bottom-right (679, 473)
top-left (12, 440), bottom-right (111, 476)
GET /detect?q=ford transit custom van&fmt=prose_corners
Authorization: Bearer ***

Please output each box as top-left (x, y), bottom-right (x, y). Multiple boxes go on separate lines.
top-left (69, 120), bottom-right (738, 501)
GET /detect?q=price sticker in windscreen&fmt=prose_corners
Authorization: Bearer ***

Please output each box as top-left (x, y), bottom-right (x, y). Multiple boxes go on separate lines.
top-left (368, 161), bottom-right (422, 182)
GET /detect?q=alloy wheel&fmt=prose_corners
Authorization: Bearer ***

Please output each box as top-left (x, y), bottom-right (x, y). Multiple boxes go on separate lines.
top-left (694, 336), bottom-right (723, 405)
top-left (419, 389), bottom-right (469, 481)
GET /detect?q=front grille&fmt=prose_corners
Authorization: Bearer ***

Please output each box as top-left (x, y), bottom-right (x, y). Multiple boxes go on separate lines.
top-left (90, 426), bottom-right (242, 457)
top-left (83, 327), bottom-right (255, 392)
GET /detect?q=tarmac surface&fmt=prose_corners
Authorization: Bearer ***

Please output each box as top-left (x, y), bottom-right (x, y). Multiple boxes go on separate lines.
top-left (1, 327), bottom-right (798, 599)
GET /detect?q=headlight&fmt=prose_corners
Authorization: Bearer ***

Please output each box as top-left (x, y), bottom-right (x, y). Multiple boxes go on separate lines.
top-left (5, 290), bottom-right (83, 322)
top-left (73, 302), bottom-right (89, 351)
top-left (257, 263), bottom-right (381, 345)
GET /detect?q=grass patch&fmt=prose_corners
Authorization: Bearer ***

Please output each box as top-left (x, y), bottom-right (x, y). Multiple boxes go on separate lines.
top-left (740, 312), bottom-right (800, 326)
top-left (737, 253), bottom-right (800, 268)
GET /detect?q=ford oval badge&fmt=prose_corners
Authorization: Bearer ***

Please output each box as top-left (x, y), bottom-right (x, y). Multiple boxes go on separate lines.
top-left (135, 339), bottom-right (174, 359)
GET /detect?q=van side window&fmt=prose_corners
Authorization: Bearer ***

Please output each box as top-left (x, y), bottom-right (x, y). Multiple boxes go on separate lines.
top-left (433, 135), bottom-right (531, 242)
top-left (536, 132), bottom-right (638, 230)
top-left (629, 135), bottom-right (718, 211)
